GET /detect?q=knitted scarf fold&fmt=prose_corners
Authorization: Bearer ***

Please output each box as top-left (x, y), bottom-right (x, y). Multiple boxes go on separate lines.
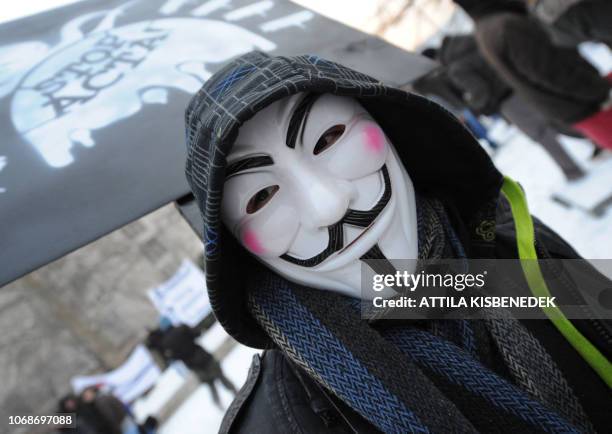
top-left (246, 196), bottom-right (593, 433)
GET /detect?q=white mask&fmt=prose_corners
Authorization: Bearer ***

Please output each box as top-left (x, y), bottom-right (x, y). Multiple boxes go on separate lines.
top-left (221, 93), bottom-right (418, 299)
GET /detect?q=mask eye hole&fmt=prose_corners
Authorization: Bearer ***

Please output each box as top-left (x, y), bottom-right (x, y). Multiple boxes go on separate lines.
top-left (313, 125), bottom-right (345, 155)
top-left (246, 185), bottom-right (279, 214)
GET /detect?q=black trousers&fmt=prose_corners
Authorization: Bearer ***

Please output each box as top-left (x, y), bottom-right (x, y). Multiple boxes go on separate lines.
top-left (500, 94), bottom-right (585, 180)
top-left (186, 350), bottom-right (238, 407)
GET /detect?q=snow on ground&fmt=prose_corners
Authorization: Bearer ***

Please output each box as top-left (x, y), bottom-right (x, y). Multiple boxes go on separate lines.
top-left (491, 124), bottom-right (612, 260)
top-left (158, 344), bottom-right (259, 434)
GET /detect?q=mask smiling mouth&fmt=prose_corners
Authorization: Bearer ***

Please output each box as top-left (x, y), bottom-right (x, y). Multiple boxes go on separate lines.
top-left (339, 225), bottom-right (371, 253)
top-left (280, 165), bottom-right (391, 267)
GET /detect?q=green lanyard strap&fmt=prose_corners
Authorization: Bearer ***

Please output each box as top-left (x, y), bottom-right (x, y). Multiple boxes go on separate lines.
top-left (501, 175), bottom-right (612, 388)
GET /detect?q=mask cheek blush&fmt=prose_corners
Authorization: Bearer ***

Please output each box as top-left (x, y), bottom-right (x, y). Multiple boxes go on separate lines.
top-left (238, 203), bottom-right (300, 258)
top-left (324, 119), bottom-right (388, 179)
top-left (363, 123), bottom-right (386, 155)
top-left (241, 227), bottom-right (266, 256)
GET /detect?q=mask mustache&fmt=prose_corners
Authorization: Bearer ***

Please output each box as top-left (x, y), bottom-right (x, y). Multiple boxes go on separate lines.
top-left (281, 165), bottom-right (391, 267)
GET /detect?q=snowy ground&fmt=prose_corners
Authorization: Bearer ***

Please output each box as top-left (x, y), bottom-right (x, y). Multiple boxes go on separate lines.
top-left (156, 344), bottom-right (258, 434)
top-left (492, 126), bottom-right (612, 259)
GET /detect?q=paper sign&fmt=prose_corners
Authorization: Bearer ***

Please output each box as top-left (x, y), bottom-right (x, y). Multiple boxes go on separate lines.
top-left (72, 345), bottom-right (161, 404)
top-left (148, 259), bottom-right (211, 327)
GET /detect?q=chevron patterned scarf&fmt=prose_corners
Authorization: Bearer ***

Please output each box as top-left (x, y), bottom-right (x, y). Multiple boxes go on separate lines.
top-left (246, 196), bottom-right (593, 433)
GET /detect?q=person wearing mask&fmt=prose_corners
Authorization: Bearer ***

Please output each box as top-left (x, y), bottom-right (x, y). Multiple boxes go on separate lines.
top-left (184, 51), bottom-right (611, 432)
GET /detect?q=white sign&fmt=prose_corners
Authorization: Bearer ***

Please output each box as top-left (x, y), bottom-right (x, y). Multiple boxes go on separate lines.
top-left (1, 1), bottom-right (278, 170)
top-left (71, 344), bottom-right (161, 404)
top-left (148, 259), bottom-right (212, 327)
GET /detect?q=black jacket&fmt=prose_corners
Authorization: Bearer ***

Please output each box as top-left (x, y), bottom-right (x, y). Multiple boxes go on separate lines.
top-left (474, 12), bottom-right (610, 123)
top-left (221, 350), bottom-right (377, 434)
top-left (160, 325), bottom-right (213, 368)
top-left (413, 35), bottom-right (512, 116)
top-left (438, 35), bottom-right (512, 116)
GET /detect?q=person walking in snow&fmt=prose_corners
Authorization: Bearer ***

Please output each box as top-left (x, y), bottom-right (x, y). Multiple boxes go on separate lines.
top-left (417, 34), bottom-right (587, 180)
top-left (155, 323), bottom-right (237, 408)
top-left (454, 0), bottom-right (612, 150)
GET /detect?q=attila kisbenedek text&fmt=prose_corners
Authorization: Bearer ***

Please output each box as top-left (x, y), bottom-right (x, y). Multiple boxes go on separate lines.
top-left (370, 270), bottom-right (557, 309)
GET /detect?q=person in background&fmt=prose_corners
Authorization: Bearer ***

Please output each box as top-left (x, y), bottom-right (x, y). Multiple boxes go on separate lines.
top-left (454, 0), bottom-right (612, 150)
top-left (78, 386), bottom-right (126, 434)
top-left (56, 394), bottom-right (96, 434)
top-left (417, 35), bottom-right (587, 179)
top-left (525, 0), bottom-right (612, 48)
top-left (156, 319), bottom-right (238, 409)
top-left (435, 35), bottom-right (511, 118)
top-left (145, 328), bottom-right (170, 370)
top-left (415, 48), bottom-right (501, 151)
top-left (138, 416), bottom-right (159, 434)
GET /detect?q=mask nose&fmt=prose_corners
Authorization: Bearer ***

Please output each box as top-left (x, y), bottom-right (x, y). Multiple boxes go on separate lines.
top-left (290, 165), bottom-right (355, 230)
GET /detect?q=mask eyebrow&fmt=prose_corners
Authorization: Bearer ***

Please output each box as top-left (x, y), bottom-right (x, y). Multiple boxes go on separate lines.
top-left (226, 155), bottom-right (274, 179)
top-left (286, 93), bottom-right (320, 149)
